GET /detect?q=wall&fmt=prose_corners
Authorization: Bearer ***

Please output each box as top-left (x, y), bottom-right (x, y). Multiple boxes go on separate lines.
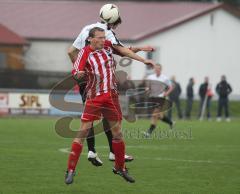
top-left (128, 9), bottom-right (240, 98)
top-left (24, 40), bottom-right (72, 72)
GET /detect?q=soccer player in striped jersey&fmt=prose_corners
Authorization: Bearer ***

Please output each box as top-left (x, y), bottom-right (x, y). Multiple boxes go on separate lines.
top-left (65, 27), bottom-right (156, 184)
top-left (68, 4), bottom-right (154, 167)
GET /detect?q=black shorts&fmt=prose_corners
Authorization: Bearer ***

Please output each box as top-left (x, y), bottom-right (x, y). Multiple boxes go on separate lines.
top-left (148, 97), bottom-right (172, 111)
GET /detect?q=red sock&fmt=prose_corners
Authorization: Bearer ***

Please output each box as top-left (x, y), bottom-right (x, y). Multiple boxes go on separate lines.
top-left (112, 139), bottom-right (125, 170)
top-left (67, 142), bottom-right (83, 171)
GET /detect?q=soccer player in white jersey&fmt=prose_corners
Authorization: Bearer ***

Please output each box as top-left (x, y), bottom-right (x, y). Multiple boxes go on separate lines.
top-left (68, 4), bottom-right (155, 166)
top-left (144, 64), bottom-right (174, 137)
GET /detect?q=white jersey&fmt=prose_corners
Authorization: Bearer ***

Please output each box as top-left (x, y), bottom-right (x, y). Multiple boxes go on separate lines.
top-left (73, 22), bottom-right (123, 50)
top-left (147, 73), bottom-right (172, 97)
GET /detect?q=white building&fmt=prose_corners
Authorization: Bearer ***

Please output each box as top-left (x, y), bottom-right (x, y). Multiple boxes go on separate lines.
top-left (127, 7), bottom-right (240, 99)
top-left (0, 1), bottom-right (239, 98)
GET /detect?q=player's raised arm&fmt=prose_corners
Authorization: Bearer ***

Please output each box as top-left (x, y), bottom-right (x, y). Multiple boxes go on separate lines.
top-left (112, 44), bottom-right (156, 68)
top-left (163, 79), bottom-right (174, 97)
top-left (129, 46), bottom-right (155, 53)
top-left (68, 46), bottom-right (79, 63)
top-left (68, 25), bottom-right (89, 63)
top-left (164, 84), bottom-right (174, 97)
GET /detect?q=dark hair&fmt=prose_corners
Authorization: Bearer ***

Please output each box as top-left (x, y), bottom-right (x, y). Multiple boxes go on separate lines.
top-left (88, 27), bottom-right (105, 38)
top-left (113, 16), bottom-right (122, 25)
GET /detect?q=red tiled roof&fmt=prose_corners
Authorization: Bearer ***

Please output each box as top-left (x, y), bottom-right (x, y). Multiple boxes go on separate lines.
top-left (0, 1), bottom-right (224, 41)
top-left (0, 23), bottom-right (27, 45)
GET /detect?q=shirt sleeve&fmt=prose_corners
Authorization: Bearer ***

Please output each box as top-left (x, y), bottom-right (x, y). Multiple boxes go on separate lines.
top-left (164, 76), bottom-right (172, 87)
top-left (72, 27), bottom-right (90, 50)
top-left (147, 74), bottom-right (153, 80)
top-left (107, 30), bottom-right (124, 46)
top-left (72, 48), bottom-right (88, 75)
top-left (104, 40), bottom-right (123, 56)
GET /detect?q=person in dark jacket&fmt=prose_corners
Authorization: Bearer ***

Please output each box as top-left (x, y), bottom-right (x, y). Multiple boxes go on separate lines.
top-left (168, 76), bottom-right (183, 119)
top-left (185, 77), bottom-right (195, 119)
top-left (198, 77), bottom-right (212, 119)
top-left (216, 75), bottom-right (232, 122)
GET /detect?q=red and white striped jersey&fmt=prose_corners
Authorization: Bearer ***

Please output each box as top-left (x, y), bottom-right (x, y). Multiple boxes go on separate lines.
top-left (72, 40), bottom-right (118, 99)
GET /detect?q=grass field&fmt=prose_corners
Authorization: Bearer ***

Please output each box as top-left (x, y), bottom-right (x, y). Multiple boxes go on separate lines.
top-left (0, 117), bottom-right (240, 194)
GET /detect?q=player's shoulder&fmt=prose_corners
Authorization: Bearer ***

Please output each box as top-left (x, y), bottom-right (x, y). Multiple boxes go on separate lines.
top-left (160, 74), bottom-right (172, 86)
top-left (80, 22), bottom-right (105, 33)
top-left (78, 46), bottom-right (92, 58)
top-left (103, 40), bottom-right (114, 54)
top-left (104, 40), bottom-right (112, 47)
top-left (147, 74), bottom-right (155, 80)
top-left (160, 73), bottom-right (170, 80)
top-left (88, 22), bottom-right (107, 30)
top-left (147, 73), bottom-right (156, 79)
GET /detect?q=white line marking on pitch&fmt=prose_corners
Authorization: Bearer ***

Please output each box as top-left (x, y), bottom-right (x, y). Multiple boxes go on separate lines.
top-left (58, 147), bottom-right (234, 165)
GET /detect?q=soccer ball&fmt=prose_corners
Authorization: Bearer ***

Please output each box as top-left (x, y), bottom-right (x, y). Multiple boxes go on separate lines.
top-left (99, 4), bottom-right (120, 24)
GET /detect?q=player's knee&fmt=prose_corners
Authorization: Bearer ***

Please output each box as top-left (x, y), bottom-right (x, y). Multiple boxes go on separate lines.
top-left (80, 127), bottom-right (89, 134)
top-left (73, 138), bottom-right (83, 144)
top-left (112, 130), bottom-right (123, 140)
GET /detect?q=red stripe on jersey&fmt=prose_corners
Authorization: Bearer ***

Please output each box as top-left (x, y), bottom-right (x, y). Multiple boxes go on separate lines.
top-left (87, 56), bottom-right (97, 98)
top-left (93, 52), bottom-right (104, 95)
top-left (101, 50), bottom-right (111, 91)
top-left (74, 43), bottom-right (118, 99)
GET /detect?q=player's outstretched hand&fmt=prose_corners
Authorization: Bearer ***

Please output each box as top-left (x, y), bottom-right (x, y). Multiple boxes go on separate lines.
top-left (139, 46), bottom-right (155, 52)
top-left (143, 59), bottom-right (156, 69)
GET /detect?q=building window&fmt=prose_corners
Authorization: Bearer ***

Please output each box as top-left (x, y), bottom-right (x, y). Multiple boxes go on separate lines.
top-left (0, 52), bottom-right (7, 69)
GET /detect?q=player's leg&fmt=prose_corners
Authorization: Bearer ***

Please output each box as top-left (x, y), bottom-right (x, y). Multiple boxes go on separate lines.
top-left (103, 118), bottom-right (134, 162)
top-left (65, 121), bottom-right (92, 184)
top-left (102, 118), bottom-right (114, 153)
top-left (86, 124), bottom-right (103, 167)
top-left (103, 91), bottom-right (135, 183)
top-left (160, 112), bottom-right (174, 129)
top-left (102, 119), bottom-right (117, 161)
top-left (86, 125), bottom-right (96, 153)
top-left (65, 97), bottom-right (102, 184)
top-left (167, 102), bottom-right (173, 120)
top-left (108, 120), bottom-right (135, 183)
top-left (79, 86), bottom-right (103, 166)
top-left (144, 108), bottom-right (160, 137)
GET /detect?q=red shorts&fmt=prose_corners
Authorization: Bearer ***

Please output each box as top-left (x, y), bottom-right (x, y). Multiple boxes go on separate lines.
top-left (81, 90), bottom-right (122, 122)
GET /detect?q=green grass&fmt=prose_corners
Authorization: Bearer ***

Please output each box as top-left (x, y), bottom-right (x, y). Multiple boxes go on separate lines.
top-left (0, 118), bottom-right (240, 194)
top-left (171, 100), bottom-right (240, 118)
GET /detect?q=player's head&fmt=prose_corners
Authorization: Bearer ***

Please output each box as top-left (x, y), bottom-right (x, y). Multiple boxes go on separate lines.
top-left (88, 27), bottom-right (106, 50)
top-left (99, 4), bottom-right (122, 30)
top-left (155, 63), bottom-right (162, 76)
